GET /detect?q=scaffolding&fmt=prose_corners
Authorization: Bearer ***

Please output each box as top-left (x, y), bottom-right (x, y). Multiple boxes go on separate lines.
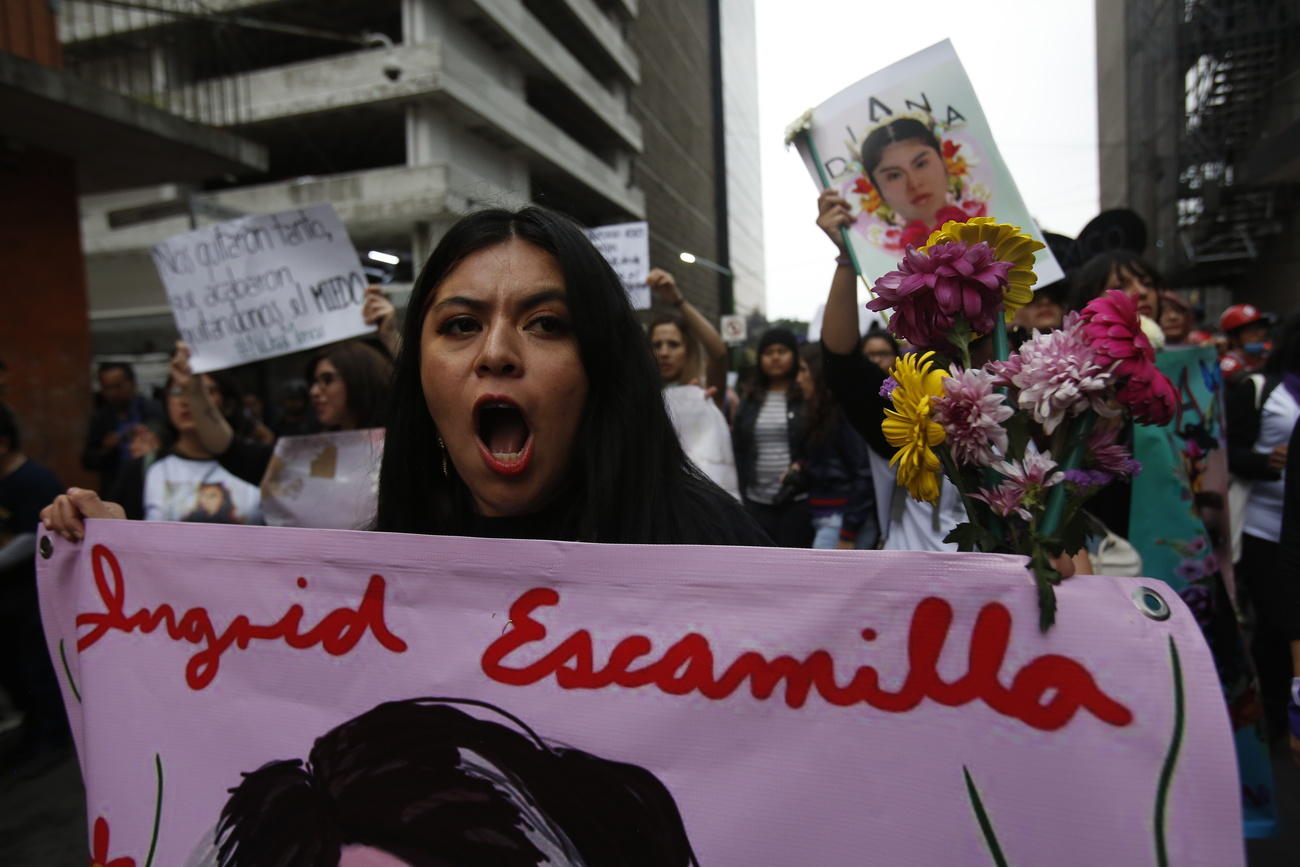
top-left (1175, 0), bottom-right (1300, 273)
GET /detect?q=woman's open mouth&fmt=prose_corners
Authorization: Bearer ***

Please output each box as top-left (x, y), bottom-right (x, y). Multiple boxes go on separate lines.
top-left (474, 396), bottom-right (534, 476)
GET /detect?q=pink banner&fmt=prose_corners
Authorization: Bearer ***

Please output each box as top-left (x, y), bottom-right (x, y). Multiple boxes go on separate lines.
top-left (37, 521), bottom-right (1243, 866)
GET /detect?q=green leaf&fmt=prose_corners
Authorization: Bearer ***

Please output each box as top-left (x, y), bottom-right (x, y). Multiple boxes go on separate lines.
top-left (945, 521), bottom-right (1002, 553)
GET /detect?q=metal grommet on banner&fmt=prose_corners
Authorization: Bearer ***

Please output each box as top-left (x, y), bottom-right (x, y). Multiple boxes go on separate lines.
top-left (1132, 586), bottom-right (1170, 621)
top-left (39, 535), bottom-right (53, 560)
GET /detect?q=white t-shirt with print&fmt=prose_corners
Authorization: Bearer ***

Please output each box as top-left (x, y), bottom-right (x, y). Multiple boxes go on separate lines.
top-left (143, 454), bottom-right (264, 525)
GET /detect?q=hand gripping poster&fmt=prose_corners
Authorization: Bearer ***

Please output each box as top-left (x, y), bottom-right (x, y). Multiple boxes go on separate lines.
top-left (38, 522), bottom-right (1243, 866)
top-left (788, 40), bottom-right (1064, 287)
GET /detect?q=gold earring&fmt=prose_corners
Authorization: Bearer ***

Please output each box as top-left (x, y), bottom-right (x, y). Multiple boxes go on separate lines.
top-left (437, 435), bottom-right (448, 477)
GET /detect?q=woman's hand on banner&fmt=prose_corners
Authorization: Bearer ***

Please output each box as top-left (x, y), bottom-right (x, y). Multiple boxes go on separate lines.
top-left (816, 188), bottom-right (853, 255)
top-left (40, 488), bottom-right (126, 542)
top-left (363, 286), bottom-right (400, 356)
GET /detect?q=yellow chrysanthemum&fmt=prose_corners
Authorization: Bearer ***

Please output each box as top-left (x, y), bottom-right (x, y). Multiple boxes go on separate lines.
top-left (923, 218), bottom-right (1046, 320)
top-left (882, 351), bottom-right (948, 504)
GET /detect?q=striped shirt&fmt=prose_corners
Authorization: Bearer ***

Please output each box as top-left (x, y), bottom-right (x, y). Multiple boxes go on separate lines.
top-left (746, 391), bottom-right (790, 504)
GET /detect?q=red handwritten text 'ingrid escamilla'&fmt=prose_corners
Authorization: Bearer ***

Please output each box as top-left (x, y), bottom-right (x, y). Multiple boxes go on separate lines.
top-left (481, 588), bottom-right (1135, 732)
top-left (76, 545), bottom-right (408, 690)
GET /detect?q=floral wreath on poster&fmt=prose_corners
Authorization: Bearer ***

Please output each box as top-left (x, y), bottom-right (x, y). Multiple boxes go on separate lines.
top-left (835, 111), bottom-right (992, 253)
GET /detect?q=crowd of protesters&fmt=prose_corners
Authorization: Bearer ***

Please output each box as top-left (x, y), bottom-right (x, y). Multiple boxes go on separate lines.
top-left (2, 199), bottom-right (1299, 851)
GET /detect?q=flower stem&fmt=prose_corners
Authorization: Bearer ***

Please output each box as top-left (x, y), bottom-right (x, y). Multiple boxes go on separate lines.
top-left (938, 445), bottom-right (983, 530)
top-left (800, 130), bottom-right (866, 285)
top-left (992, 315), bottom-right (1010, 362)
top-left (1040, 413), bottom-right (1098, 538)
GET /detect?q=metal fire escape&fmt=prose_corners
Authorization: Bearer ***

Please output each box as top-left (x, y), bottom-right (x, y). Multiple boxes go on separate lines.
top-left (1177, 0), bottom-right (1299, 272)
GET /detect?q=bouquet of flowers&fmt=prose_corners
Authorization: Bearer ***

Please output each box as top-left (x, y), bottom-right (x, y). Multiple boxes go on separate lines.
top-left (870, 218), bottom-right (1179, 629)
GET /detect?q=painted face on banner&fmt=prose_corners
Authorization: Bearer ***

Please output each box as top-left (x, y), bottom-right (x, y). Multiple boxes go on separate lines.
top-left (419, 238), bottom-right (589, 517)
top-left (651, 322), bottom-right (689, 383)
top-left (872, 139), bottom-right (949, 226)
top-left (310, 359), bottom-right (352, 430)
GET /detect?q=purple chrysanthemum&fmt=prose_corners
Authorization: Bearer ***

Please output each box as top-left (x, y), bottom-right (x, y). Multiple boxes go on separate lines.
top-left (879, 377), bottom-right (899, 399)
top-left (867, 241), bottom-right (1012, 351)
top-left (1065, 468), bottom-right (1112, 487)
top-left (1087, 425), bottom-right (1142, 480)
top-left (987, 314), bottom-right (1116, 434)
top-left (932, 366), bottom-right (1013, 466)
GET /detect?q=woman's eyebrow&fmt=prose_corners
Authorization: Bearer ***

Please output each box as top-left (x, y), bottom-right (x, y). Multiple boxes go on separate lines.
top-left (430, 288), bottom-right (568, 314)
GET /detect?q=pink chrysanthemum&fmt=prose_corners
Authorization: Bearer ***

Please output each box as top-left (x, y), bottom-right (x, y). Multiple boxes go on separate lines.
top-left (1079, 290), bottom-right (1154, 376)
top-left (987, 313), bottom-right (1117, 434)
top-left (1116, 361), bottom-right (1179, 426)
top-left (932, 366), bottom-right (1013, 466)
top-left (968, 481), bottom-right (1031, 521)
top-left (970, 451), bottom-right (1064, 523)
top-left (867, 241), bottom-right (1013, 350)
top-left (995, 450), bottom-right (1065, 493)
top-left (1078, 290), bottom-right (1178, 426)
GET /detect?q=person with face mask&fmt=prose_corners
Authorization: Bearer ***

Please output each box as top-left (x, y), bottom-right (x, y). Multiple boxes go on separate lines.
top-left (1219, 303), bottom-right (1277, 380)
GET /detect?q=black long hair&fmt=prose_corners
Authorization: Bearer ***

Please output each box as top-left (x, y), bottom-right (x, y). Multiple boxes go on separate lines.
top-left (1265, 313), bottom-right (1300, 376)
top-left (1068, 250), bottom-right (1164, 313)
top-left (217, 698), bottom-right (699, 866)
top-left (376, 206), bottom-right (760, 544)
top-left (305, 340), bottom-right (393, 430)
top-left (861, 117), bottom-right (943, 191)
top-left (798, 344), bottom-right (841, 445)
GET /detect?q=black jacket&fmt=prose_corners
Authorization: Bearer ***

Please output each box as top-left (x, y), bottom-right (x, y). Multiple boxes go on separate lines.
top-left (1226, 372), bottom-right (1283, 481)
top-left (803, 417), bottom-right (873, 541)
top-left (732, 389), bottom-right (807, 501)
top-left (819, 341), bottom-right (891, 458)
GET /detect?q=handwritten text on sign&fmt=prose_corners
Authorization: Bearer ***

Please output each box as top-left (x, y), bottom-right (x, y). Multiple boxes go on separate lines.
top-left (585, 221), bottom-right (650, 310)
top-left (150, 205), bottom-right (372, 372)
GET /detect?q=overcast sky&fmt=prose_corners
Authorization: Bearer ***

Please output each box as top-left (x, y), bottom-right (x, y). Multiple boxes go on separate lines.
top-left (753, 1), bottom-right (1100, 321)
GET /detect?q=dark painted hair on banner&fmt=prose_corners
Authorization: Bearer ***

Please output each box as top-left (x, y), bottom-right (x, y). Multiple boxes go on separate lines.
top-left (305, 341), bottom-right (394, 430)
top-left (376, 206), bottom-right (759, 543)
top-left (216, 698), bottom-right (699, 866)
top-left (1068, 250), bottom-right (1164, 312)
top-left (861, 117), bottom-right (943, 191)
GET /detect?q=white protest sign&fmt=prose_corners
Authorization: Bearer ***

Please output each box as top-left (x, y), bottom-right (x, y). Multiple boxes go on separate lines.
top-left (150, 205), bottom-right (373, 372)
top-left (585, 221), bottom-right (650, 309)
top-left (720, 313), bottom-right (747, 345)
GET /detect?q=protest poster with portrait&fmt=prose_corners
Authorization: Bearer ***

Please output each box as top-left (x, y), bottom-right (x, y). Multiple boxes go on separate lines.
top-left (789, 40), bottom-right (1064, 288)
top-left (37, 521), bottom-right (1244, 866)
top-left (150, 205), bottom-right (373, 373)
top-left (584, 221), bottom-right (650, 309)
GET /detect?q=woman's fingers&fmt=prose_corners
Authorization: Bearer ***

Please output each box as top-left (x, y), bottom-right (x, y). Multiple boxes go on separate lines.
top-left (40, 488), bottom-right (126, 542)
top-left (362, 286), bottom-right (395, 326)
top-left (170, 340), bottom-right (194, 389)
top-left (41, 493), bottom-right (85, 541)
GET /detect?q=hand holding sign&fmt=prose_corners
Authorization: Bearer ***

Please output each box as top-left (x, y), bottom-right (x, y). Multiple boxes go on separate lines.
top-left (151, 205), bottom-right (374, 372)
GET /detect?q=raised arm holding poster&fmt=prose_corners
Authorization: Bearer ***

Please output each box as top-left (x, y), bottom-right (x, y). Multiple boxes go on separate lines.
top-left (37, 521), bottom-right (1244, 866)
top-left (788, 40), bottom-right (1063, 288)
top-left (584, 221), bottom-right (651, 309)
top-left (151, 205), bottom-right (374, 373)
